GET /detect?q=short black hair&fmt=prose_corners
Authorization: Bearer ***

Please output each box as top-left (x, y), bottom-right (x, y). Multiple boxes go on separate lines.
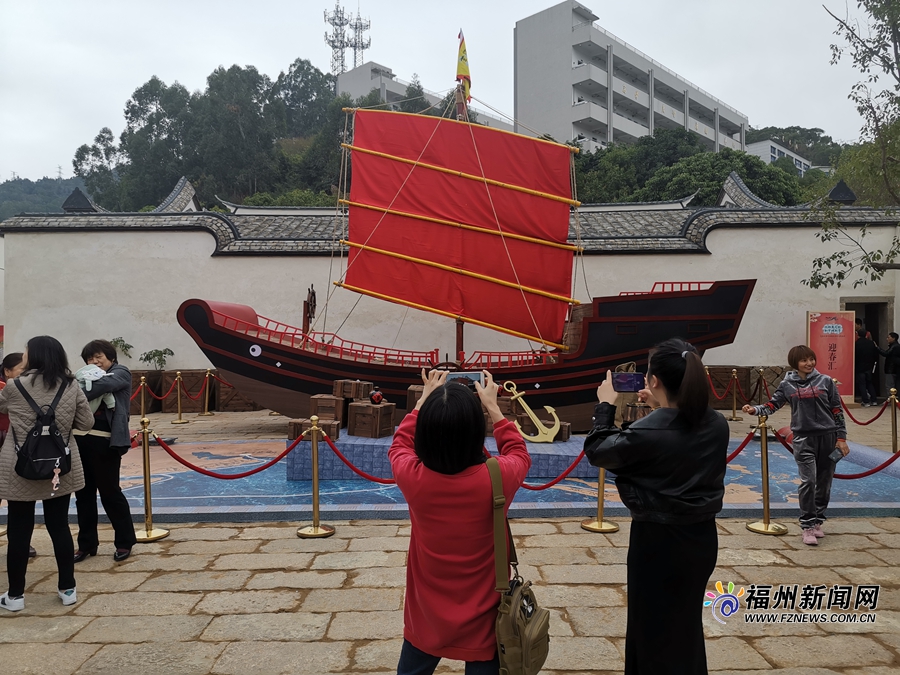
top-left (81, 339), bottom-right (117, 364)
top-left (414, 381), bottom-right (486, 474)
top-left (890, 332), bottom-right (899, 340)
top-left (857, 328), bottom-right (867, 338)
top-left (1, 352), bottom-right (23, 376)
top-left (26, 336), bottom-right (74, 388)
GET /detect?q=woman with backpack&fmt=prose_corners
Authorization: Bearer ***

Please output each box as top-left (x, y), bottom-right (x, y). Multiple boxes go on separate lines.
top-left (0, 336), bottom-right (94, 611)
top-left (389, 369), bottom-right (531, 675)
top-left (584, 338), bottom-right (729, 674)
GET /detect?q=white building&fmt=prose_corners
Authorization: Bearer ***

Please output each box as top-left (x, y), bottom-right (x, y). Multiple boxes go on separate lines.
top-left (746, 139), bottom-right (812, 176)
top-left (514, 1), bottom-right (748, 153)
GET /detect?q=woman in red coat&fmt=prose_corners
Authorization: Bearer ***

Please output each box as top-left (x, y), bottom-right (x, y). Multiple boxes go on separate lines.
top-left (389, 370), bottom-right (531, 675)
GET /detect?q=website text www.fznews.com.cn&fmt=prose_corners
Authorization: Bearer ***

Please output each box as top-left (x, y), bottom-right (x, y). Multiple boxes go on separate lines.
top-left (743, 612), bottom-right (877, 624)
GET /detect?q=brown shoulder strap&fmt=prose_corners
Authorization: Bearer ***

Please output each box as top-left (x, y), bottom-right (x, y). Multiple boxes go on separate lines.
top-left (486, 457), bottom-right (518, 593)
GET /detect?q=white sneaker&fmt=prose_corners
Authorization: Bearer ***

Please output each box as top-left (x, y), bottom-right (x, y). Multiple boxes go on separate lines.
top-left (0, 592), bottom-right (25, 612)
top-left (58, 588), bottom-right (77, 606)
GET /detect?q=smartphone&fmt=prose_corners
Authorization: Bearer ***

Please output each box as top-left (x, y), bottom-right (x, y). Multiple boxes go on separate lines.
top-left (829, 448), bottom-right (844, 463)
top-left (445, 371), bottom-right (485, 389)
top-left (612, 372), bottom-right (645, 392)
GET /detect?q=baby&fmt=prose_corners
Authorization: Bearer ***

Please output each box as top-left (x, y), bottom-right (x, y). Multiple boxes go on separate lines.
top-left (74, 364), bottom-right (117, 413)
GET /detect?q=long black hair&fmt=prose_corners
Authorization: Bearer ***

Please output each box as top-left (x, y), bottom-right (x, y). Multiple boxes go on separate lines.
top-left (25, 336), bottom-right (74, 389)
top-left (647, 338), bottom-right (709, 427)
top-left (414, 381), bottom-right (486, 474)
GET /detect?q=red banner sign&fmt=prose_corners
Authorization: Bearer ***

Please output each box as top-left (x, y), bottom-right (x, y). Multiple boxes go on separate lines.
top-left (807, 311), bottom-right (855, 399)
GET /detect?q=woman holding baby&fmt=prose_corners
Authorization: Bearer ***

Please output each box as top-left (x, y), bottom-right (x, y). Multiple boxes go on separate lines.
top-left (73, 339), bottom-right (136, 563)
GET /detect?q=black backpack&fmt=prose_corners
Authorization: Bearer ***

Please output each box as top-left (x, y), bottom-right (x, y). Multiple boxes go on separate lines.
top-left (12, 379), bottom-right (71, 487)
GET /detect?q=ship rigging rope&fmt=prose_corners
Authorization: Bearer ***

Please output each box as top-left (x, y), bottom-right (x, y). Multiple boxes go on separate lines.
top-left (320, 111), bottom-right (353, 334)
top-left (841, 397), bottom-right (890, 425)
top-left (152, 433), bottom-right (306, 480)
top-left (771, 427), bottom-right (900, 480)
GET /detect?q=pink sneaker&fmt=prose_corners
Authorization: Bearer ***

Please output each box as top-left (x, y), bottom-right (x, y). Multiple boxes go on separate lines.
top-left (802, 529), bottom-right (818, 546)
top-left (812, 524), bottom-right (825, 538)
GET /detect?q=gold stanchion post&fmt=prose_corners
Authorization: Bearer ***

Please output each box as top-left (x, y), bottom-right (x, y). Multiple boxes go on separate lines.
top-left (171, 371), bottom-right (189, 425)
top-left (298, 415), bottom-right (335, 538)
top-left (891, 388), bottom-right (898, 454)
top-left (728, 368), bottom-right (742, 422)
top-left (139, 376), bottom-right (147, 419)
top-left (746, 414), bottom-right (788, 535)
top-left (198, 369), bottom-right (214, 416)
top-left (757, 368), bottom-right (765, 406)
top-left (135, 417), bottom-right (169, 543)
top-left (581, 468), bottom-right (619, 533)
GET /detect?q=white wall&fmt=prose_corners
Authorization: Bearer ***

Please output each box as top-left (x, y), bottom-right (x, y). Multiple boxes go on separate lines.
top-left (4, 224), bottom-right (898, 370)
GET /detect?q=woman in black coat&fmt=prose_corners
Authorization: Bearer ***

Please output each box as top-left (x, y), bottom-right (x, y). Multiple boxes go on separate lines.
top-left (584, 338), bottom-right (729, 675)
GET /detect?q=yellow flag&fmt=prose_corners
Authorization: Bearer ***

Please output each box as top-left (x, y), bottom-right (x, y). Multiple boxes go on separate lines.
top-left (456, 29), bottom-right (471, 102)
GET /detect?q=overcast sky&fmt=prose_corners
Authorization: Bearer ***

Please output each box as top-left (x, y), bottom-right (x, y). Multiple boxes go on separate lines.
top-left (0, 0), bottom-right (873, 181)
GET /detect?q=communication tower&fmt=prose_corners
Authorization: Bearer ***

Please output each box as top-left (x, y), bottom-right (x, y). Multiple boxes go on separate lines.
top-left (348, 10), bottom-right (371, 69)
top-left (324, 3), bottom-right (350, 77)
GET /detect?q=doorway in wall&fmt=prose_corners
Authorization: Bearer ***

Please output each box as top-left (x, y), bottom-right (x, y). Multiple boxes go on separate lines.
top-left (843, 299), bottom-right (892, 399)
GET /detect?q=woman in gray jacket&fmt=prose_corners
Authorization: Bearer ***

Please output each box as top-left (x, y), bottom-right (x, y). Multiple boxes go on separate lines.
top-left (0, 336), bottom-right (93, 611)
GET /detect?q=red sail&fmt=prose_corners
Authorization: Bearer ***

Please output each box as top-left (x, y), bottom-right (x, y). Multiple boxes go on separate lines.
top-left (344, 109), bottom-right (576, 346)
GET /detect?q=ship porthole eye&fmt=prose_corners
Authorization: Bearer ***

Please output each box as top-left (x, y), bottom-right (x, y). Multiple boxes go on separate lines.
top-left (249, 345), bottom-right (262, 357)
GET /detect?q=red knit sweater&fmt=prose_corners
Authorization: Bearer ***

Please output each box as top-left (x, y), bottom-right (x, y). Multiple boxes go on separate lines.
top-left (389, 410), bottom-right (531, 661)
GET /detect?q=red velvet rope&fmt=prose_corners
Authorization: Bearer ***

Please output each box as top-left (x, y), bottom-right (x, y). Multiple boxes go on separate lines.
top-left (707, 374), bottom-right (733, 401)
top-left (146, 379), bottom-right (178, 401)
top-left (771, 428), bottom-right (900, 480)
top-left (152, 434), bottom-right (304, 479)
top-left (762, 377), bottom-right (772, 399)
top-left (180, 377), bottom-right (207, 401)
top-left (211, 374), bottom-right (234, 388)
top-left (321, 432), bottom-right (397, 484)
top-left (726, 430), bottom-right (756, 464)
top-left (735, 378), bottom-right (761, 405)
top-left (840, 398), bottom-right (889, 426)
top-left (521, 451), bottom-right (586, 490)
top-left (130, 385), bottom-right (142, 401)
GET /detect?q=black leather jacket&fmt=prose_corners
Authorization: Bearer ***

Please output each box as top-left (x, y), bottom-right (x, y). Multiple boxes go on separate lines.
top-left (583, 403), bottom-right (728, 524)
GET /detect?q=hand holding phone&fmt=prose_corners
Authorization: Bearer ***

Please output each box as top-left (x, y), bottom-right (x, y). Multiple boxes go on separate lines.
top-left (829, 447), bottom-right (844, 463)
top-left (612, 372), bottom-right (645, 393)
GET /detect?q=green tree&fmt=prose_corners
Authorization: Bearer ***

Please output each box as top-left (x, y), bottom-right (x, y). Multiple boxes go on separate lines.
top-left (271, 59), bottom-right (335, 138)
top-left (73, 127), bottom-right (124, 210)
top-left (745, 125), bottom-right (845, 166)
top-left (398, 75), bottom-right (429, 113)
top-left (771, 155), bottom-right (800, 176)
top-left (0, 176), bottom-right (85, 222)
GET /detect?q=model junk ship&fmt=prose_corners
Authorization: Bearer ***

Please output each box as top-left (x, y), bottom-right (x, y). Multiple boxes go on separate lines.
top-left (178, 108), bottom-right (754, 431)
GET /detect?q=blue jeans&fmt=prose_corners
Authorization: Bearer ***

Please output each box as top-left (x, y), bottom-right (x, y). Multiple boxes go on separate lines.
top-left (397, 639), bottom-right (499, 675)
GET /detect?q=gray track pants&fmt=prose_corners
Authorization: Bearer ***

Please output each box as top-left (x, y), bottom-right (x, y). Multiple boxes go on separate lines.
top-left (793, 432), bottom-right (838, 529)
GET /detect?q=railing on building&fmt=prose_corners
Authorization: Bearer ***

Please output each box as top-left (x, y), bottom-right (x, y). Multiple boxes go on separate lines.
top-left (618, 281), bottom-right (715, 296)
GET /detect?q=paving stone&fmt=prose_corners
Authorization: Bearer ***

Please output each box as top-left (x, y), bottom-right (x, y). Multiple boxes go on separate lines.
top-left (520, 533), bottom-right (608, 548)
top-left (333, 524), bottom-right (401, 538)
top-left (74, 591), bottom-right (201, 616)
top-left (508, 521), bottom-right (559, 535)
top-left (832, 566), bottom-right (900, 585)
top-left (845, 668), bottom-right (900, 675)
top-left (712, 669), bottom-right (840, 675)
top-left (311, 551), bottom-right (407, 569)
top-left (814, 610), bottom-right (900, 634)
top-left (351, 567), bottom-right (408, 588)
top-left (167, 539), bottom-right (260, 555)
top-left (778, 549), bottom-right (888, 567)
top-left (541, 636), bottom-right (623, 671)
top-left (781, 534), bottom-right (887, 550)
top-left (117, 554), bottom-right (212, 571)
top-left (166, 527), bottom-right (241, 541)
top-left (72, 615), bottom-right (212, 642)
top-left (716, 548), bottom-right (790, 566)
top-left (718, 535), bottom-right (792, 549)
top-left (246, 570), bottom-right (346, 589)
top-left (705, 636), bottom-right (774, 670)
top-left (260, 537), bottom-right (349, 553)
top-left (587, 547), bottom-right (630, 564)
top-left (348, 535), bottom-right (411, 551)
top-left (867, 533), bottom-right (900, 548)
top-left (201, 612), bottom-right (329, 641)
top-left (558, 519), bottom-right (631, 535)
top-left (0, 615), bottom-right (93, 642)
top-left (327, 609), bottom-right (403, 639)
top-left (515, 547), bottom-right (596, 565)
top-left (210, 552), bottom-right (313, 570)
top-left (353, 637), bottom-right (404, 670)
top-left (534, 584), bottom-right (624, 608)
top-left (301, 587), bottom-right (404, 612)
top-left (868, 548), bottom-right (900, 565)
top-left (567, 606), bottom-right (628, 637)
top-left (194, 590), bottom-right (301, 615)
top-left (873, 632), bottom-right (900, 650)
top-left (0, 642), bottom-right (98, 674)
top-left (701, 612), bottom-right (824, 637)
top-left (78, 642), bottom-right (224, 675)
top-left (211, 641), bottom-right (351, 674)
top-left (754, 635), bottom-right (894, 667)
top-left (731, 566), bottom-right (852, 586)
top-left (541, 564), bottom-right (627, 584)
top-left (548, 607), bottom-right (574, 637)
top-left (870, 518), bottom-right (900, 533)
top-left (33, 572), bottom-right (151, 594)
top-left (234, 526), bottom-right (303, 540)
top-left (138, 571), bottom-right (251, 592)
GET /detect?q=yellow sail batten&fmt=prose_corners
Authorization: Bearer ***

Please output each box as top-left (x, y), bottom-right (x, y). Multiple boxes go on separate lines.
top-left (339, 200), bottom-right (581, 252)
top-left (341, 240), bottom-right (579, 305)
top-left (335, 282), bottom-right (569, 351)
top-left (341, 143), bottom-right (581, 207)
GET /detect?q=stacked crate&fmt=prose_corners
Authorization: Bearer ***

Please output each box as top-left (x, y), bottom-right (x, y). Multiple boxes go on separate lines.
top-left (288, 417), bottom-right (341, 440)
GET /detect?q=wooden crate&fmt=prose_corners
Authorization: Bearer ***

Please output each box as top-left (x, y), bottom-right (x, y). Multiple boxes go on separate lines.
top-left (130, 370), bottom-right (162, 415)
top-left (562, 303), bottom-right (594, 352)
top-left (347, 401), bottom-right (396, 438)
top-left (407, 385), bottom-right (424, 411)
top-left (707, 366), bottom-right (753, 411)
top-left (215, 374), bottom-right (262, 412)
top-left (333, 379), bottom-right (374, 400)
top-left (310, 394), bottom-right (347, 426)
top-left (162, 369), bottom-right (206, 413)
top-left (288, 418), bottom-right (340, 441)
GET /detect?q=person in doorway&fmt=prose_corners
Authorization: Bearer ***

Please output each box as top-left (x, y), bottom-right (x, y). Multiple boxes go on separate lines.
top-left (854, 329), bottom-right (879, 406)
top-left (877, 332), bottom-right (900, 394)
top-left (0, 353), bottom-right (36, 559)
top-left (73, 340), bottom-right (136, 563)
top-left (743, 345), bottom-right (849, 545)
top-left (855, 318), bottom-right (872, 340)
top-left (585, 338), bottom-right (728, 674)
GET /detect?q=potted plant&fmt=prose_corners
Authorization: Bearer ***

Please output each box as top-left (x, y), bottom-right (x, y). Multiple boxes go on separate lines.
top-left (152, 349), bottom-right (208, 414)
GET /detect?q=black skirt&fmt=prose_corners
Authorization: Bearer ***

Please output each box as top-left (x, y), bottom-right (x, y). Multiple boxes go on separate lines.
top-left (625, 518), bottom-right (718, 675)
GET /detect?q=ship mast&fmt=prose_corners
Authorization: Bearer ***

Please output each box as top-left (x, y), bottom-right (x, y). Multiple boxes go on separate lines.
top-left (455, 81), bottom-right (468, 362)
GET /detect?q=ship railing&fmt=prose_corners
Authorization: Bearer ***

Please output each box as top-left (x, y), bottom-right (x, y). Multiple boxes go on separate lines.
top-left (211, 310), bottom-right (440, 367)
top-left (619, 281), bottom-right (715, 296)
top-left (462, 350), bottom-right (559, 369)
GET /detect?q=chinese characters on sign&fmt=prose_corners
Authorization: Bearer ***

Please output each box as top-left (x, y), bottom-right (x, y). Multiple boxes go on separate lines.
top-left (807, 312), bottom-right (855, 400)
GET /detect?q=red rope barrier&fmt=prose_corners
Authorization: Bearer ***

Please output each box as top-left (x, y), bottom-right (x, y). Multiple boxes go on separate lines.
top-left (735, 378), bottom-right (761, 405)
top-left (181, 377), bottom-right (207, 401)
top-left (726, 430), bottom-right (756, 464)
top-left (707, 374), bottom-right (733, 401)
top-left (761, 377), bottom-right (772, 399)
top-left (153, 434), bottom-right (304, 479)
top-left (771, 428), bottom-right (900, 479)
top-left (211, 374), bottom-right (234, 388)
top-left (321, 433), bottom-right (397, 484)
top-left (840, 398), bottom-right (889, 426)
top-left (130, 384), bottom-right (142, 402)
top-left (146, 379), bottom-right (178, 401)
top-left (521, 451), bottom-right (586, 490)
